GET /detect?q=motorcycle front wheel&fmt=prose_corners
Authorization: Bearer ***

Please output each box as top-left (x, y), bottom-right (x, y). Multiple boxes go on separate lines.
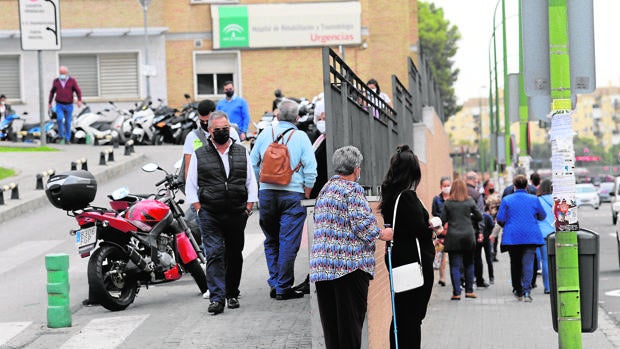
top-left (88, 245), bottom-right (139, 311)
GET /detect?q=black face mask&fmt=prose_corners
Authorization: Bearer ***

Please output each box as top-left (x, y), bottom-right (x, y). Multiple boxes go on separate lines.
top-left (212, 128), bottom-right (230, 145)
top-left (225, 90), bottom-right (234, 98)
top-left (488, 188), bottom-right (495, 194)
top-left (200, 121), bottom-right (209, 132)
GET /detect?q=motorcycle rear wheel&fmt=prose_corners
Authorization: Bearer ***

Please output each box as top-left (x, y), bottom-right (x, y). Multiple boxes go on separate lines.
top-left (182, 259), bottom-right (208, 294)
top-left (88, 245), bottom-right (139, 311)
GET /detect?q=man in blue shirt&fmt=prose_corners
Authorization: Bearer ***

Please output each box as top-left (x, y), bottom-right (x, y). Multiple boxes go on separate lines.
top-left (216, 81), bottom-right (250, 141)
top-left (250, 98), bottom-right (317, 300)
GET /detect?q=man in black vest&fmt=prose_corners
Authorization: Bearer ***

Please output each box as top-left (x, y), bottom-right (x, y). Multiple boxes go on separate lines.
top-left (185, 111), bottom-right (258, 315)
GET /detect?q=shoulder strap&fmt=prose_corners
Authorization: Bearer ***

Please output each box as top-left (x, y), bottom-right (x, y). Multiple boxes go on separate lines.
top-left (194, 128), bottom-right (209, 146)
top-left (392, 192), bottom-right (422, 266)
top-left (274, 127), bottom-right (296, 143)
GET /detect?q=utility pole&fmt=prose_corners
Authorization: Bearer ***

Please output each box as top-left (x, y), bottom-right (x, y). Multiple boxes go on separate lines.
top-left (549, 0), bottom-right (582, 347)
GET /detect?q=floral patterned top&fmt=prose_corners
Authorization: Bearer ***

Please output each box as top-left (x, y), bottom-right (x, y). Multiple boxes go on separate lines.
top-left (310, 175), bottom-right (381, 282)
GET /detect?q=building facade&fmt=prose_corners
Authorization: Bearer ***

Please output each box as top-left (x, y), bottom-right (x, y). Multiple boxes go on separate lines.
top-left (0, 0), bottom-right (420, 132)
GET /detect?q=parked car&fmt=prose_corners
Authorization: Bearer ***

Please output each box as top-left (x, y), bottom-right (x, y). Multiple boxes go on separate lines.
top-left (611, 177), bottom-right (620, 224)
top-left (614, 219), bottom-right (620, 268)
top-left (575, 183), bottom-right (600, 209)
top-left (598, 182), bottom-right (615, 203)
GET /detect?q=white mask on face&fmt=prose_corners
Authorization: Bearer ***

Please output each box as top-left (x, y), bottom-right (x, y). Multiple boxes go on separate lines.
top-left (370, 88), bottom-right (377, 93)
top-left (442, 186), bottom-right (451, 195)
top-left (316, 120), bottom-right (326, 134)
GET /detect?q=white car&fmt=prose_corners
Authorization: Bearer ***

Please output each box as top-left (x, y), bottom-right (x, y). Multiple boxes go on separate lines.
top-left (575, 183), bottom-right (600, 210)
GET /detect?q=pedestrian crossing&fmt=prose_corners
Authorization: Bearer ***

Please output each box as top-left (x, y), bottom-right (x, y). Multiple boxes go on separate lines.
top-left (59, 315), bottom-right (149, 349)
top-left (0, 240), bottom-right (64, 275)
top-left (0, 321), bottom-right (31, 345)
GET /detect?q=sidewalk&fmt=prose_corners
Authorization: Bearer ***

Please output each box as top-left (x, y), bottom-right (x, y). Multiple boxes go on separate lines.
top-left (0, 142), bottom-right (147, 222)
top-left (420, 253), bottom-right (620, 349)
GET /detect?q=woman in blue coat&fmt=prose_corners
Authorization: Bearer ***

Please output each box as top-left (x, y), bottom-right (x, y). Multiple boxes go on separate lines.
top-left (496, 174), bottom-right (546, 302)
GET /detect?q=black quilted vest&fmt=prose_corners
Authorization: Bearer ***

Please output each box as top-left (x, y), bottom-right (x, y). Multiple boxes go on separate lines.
top-left (195, 140), bottom-right (248, 213)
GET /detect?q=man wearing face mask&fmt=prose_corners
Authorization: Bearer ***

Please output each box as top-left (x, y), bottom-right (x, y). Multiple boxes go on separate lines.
top-left (48, 66), bottom-right (82, 144)
top-left (216, 81), bottom-right (250, 141)
top-left (310, 99), bottom-right (327, 199)
top-left (185, 111), bottom-right (258, 315)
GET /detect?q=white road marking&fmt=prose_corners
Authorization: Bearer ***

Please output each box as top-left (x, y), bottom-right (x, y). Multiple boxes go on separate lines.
top-left (60, 315), bottom-right (149, 349)
top-left (0, 240), bottom-right (64, 275)
top-left (605, 289), bottom-right (620, 297)
top-left (243, 233), bottom-right (264, 259)
top-left (0, 321), bottom-right (31, 345)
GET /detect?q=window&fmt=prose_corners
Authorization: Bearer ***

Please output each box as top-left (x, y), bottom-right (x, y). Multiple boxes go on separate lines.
top-left (0, 55), bottom-right (21, 100)
top-left (195, 52), bottom-right (238, 98)
top-left (59, 53), bottom-right (139, 99)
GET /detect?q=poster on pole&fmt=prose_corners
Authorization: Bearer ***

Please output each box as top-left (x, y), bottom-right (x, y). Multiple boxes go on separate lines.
top-left (551, 111), bottom-right (579, 232)
top-left (18, 0), bottom-right (61, 51)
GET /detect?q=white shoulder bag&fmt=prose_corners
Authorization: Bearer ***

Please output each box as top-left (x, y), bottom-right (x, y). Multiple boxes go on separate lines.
top-left (391, 192), bottom-right (425, 293)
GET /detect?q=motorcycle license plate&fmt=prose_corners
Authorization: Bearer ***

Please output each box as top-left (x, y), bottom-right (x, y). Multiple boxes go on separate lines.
top-left (76, 226), bottom-right (97, 248)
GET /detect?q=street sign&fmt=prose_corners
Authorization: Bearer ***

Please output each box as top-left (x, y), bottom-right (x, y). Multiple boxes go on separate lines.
top-left (18, 0), bottom-right (61, 51)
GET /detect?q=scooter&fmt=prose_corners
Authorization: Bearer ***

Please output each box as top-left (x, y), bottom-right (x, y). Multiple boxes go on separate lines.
top-left (130, 98), bottom-right (157, 145)
top-left (176, 93), bottom-right (200, 145)
top-left (0, 113), bottom-right (23, 141)
top-left (73, 102), bottom-right (126, 145)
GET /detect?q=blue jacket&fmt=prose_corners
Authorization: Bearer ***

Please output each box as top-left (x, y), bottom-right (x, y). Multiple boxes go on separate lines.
top-left (496, 189), bottom-right (546, 245)
top-left (537, 194), bottom-right (555, 238)
top-left (250, 121), bottom-right (317, 193)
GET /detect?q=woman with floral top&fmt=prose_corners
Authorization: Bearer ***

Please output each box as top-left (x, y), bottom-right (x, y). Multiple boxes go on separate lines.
top-left (310, 145), bottom-right (393, 349)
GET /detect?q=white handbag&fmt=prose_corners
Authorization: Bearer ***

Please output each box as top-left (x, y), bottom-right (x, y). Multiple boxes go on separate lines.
top-left (390, 192), bottom-right (425, 293)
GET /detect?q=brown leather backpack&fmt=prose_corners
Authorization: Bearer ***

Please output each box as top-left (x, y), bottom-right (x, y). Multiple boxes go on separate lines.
top-left (259, 128), bottom-right (302, 185)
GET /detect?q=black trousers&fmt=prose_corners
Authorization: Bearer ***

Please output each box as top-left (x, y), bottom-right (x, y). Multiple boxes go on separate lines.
top-left (475, 238), bottom-right (494, 283)
top-left (315, 269), bottom-right (369, 349)
top-left (508, 245), bottom-right (524, 295)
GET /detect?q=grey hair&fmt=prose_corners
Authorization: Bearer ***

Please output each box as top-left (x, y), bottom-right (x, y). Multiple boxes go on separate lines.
top-left (333, 146), bottom-right (363, 175)
top-left (277, 99), bottom-right (299, 122)
top-left (208, 110), bottom-right (229, 128)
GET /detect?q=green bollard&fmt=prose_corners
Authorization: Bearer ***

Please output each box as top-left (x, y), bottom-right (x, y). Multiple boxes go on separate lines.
top-left (46, 253), bottom-right (71, 328)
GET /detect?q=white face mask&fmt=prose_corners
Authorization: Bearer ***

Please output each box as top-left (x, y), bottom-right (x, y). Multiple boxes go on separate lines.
top-left (370, 88), bottom-right (377, 93)
top-left (442, 186), bottom-right (451, 195)
top-left (316, 120), bottom-right (326, 134)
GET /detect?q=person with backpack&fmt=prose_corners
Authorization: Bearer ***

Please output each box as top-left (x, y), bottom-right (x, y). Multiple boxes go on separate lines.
top-left (250, 98), bottom-right (318, 300)
top-left (185, 110), bottom-right (258, 315)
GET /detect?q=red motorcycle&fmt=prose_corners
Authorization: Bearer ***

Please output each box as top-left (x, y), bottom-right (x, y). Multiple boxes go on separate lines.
top-left (45, 163), bottom-right (207, 311)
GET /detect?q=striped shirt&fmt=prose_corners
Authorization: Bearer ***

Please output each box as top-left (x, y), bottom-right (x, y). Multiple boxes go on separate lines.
top-left (310, 175), bottom-right (381, 282)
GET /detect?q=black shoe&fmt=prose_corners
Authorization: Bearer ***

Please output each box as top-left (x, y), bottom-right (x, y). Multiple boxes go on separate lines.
top-left (227, 297), bottom-right (240, 309)
top-left (493, 257), bottom-right (499, 262)
top-left (438, 280), bottom-right (446, 287)
top-left (293, 275), bottom-right (310, 294)
top-left (276, 289), bottom-right (304, 300)
top-left (270, 287), bottom-right (276, 299)
top-left (489, 277), bottom-right (494, 285)
top-left (477, 282), bottom-right (490, 288)
top-left (208, 301), bottom-right (225, 314)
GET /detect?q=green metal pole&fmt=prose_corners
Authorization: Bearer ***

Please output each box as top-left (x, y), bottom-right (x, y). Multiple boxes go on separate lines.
top-left (502, 0), bottom-right (511, 167)
top-left (549, 0), bottom-right (582, 347)
top-left (518, 0), bottom-right (529, 157)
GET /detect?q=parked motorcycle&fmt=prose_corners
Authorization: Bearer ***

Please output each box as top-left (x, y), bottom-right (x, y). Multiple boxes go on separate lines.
top-left (73, 102), bottom-right (126, 145)
top-left (45, 164), bottom-right (207, 311)
top-left (176, 93), bottom-right (200, 145)
top-left (0, 113), bottom-right (23, 141)
top-left (129, 98), bottom-right (157, 145)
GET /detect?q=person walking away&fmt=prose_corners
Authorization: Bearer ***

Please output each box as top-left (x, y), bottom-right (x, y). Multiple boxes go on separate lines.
top-left (537, 179), bottom-right (554, 294)
top-left (250, 99), bottom-right (317, 300)
top-left (216, 81), bottom-right (250, 141)
top-left (495, 174), bottom-right (546, 302)
top-left (310, 145), bottom-right (393, 349)
top-left (440, 179), bottom-right (482, 300)
top-left (185, 111), bottom-right (258, 315)
top-left (48, 66), bottom-right (82, 144)
top-left (480, 205), bottom-right (496, 284)
top-left (380, 145), bottom-right (436, 349)
top-left (431, 176), bottom-right (451, 286)
top-left (465, 171), bottom-right (488, 288)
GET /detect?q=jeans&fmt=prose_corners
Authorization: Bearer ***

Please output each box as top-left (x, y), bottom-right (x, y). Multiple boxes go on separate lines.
top-left (55, 103), bottom-right (73, 141)
top-left (475, 237), bottom-right (494, 283)
top-left (538, 244), bottom-right (550, 292)
top-left (449, 250), bottom-right (475, 295)
top-left (198, 209), bottom-right (247, 303)
top-left (508, 245), bottom-right (537, 295)
top-left (258, 189), bottom-right (306, 294)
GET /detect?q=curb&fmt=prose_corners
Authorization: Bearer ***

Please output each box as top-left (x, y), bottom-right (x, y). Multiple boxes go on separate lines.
top-left (0, 153), bottom-right (146, 223)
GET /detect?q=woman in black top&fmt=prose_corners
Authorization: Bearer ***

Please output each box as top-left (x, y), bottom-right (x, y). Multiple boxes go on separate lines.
top-left (380, 145), bottom-right (435, 349)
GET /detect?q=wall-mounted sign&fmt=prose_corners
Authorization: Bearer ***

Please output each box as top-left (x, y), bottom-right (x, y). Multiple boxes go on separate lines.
top-left (18, 0), bottom-right (61, 50)
top-left (212, 2), bottom-right (361, 49)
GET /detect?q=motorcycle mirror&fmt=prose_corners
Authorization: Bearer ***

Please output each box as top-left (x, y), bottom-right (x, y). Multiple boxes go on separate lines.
top-left (108, 101), bottom-right (114, 105)
top-left (142, 163), bottom-right (159, 172)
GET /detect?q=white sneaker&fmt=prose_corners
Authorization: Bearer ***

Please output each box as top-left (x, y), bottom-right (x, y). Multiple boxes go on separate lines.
top-left (202, 290), bottom-right (210, 299)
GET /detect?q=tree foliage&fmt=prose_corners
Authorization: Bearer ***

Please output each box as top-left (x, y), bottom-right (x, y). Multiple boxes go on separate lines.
top-left (418, 1), bottom-right (462, 118)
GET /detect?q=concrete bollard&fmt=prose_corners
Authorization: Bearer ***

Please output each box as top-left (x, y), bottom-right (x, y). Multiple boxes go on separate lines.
top-left (9, 182), bottom-right (19, 200)
top-left (124, 139), bottom-right (134, 156)
top-left (113, 136), bottom-right (119, 149)
top-left (99, 151), bottom-right (107, 166)
top-left (107, 148), bottom-right (115, 162)
top-left (36, 169), bottom-right (56, 190)
top-left (46, 253), bottom-right (71, 328)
